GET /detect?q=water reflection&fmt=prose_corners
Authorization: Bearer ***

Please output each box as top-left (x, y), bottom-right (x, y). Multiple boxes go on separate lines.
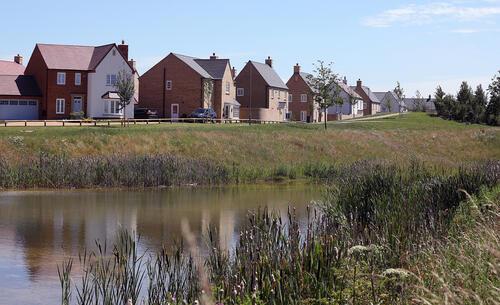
top-left (0, 184), bottom-right (319, 305)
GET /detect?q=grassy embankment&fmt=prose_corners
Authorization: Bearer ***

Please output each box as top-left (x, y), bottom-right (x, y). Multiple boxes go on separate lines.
top-left (0, 113), bottom-right (498, 188)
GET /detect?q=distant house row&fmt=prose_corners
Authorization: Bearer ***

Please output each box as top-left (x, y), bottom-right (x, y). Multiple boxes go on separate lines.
top-left (0, 41), bottom-right (424, 121)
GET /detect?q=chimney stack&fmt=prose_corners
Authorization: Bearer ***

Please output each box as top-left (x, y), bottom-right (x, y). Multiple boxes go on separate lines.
top-left (14, 54), bottom-right (23, 65)
top-left (128, 59), bottom-right (137, 72)
top-left (265, 56), bottom-right (273, 68)
top-left (118, 40), bottom-right (129, 61)
top-left (343, 76), bottom-right (347, 85)
top-left (294, 63), bottom-right (300, 73)
top-left (357, 79), bottom-right (362, 88)
top-left (231, 67), bottom-right (237, 78)
top-left (210, 52), bottom-right (218, 60)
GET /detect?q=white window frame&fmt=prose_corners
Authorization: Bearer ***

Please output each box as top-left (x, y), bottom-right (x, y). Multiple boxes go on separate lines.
top-left (104, 100), bottom-right (123, 115)
top-left (237, 88), bottom-right (244, 97)
top-left (75, 73), bottom-right (81, 86)
top-left (289, 94), bottom-right (293, 102)
top-left (57, 72), bottom-right (66, 85)
top-left (225, 82), bottom-right (230, 95)
top-left (56, 98), bottom-right (65, 114)
top-left (106, 74), bottom-right (117, 86)
top-left (300, 110), bottom-right (307, 122)
top-left (301, 94), bottom-right (307, 103)
top-left (166, 80), bottom-right (172, 90)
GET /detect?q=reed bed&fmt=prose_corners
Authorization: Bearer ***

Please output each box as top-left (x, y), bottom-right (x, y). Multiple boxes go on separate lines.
top-left (58, 161), bottom-right (500, 304)
top-left (0, 153), bottom-right (230, 189)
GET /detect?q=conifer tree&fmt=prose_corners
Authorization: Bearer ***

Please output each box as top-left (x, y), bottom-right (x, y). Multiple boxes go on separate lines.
top-left (486, 71), bottom-right (500, 125)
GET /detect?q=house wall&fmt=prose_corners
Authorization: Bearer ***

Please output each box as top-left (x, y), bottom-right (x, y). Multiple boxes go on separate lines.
top-left (211, 63), bottom-right (235, 119)
top-left (87, 46), bottom-right (134, 119)
top-left (235, 63), bottom-right (268, 109)
top-left (380, 94), bottom-right (401, 113)
top-left (45, 70), bottom-right (88, 119)
top-left (25, 46), bottom-right (48, 118)
top-left (327, 90), bottom-right (364, 120)
top-left (25, 45), bottom-right (90, 119)
top-left (354, 86), bottom-right (373, 116)
top-left (286, 74), bottom-right (316, 122)
top-left (139, 53), bottom-right (203, 118)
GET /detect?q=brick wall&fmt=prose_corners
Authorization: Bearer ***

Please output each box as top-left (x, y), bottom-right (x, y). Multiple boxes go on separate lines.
top-left (286, 73), bottom-right (314, 121)
top-left (139, 54), bottom-right (203, 118)
top-left (25, 46), bottom-right (88, 119)
top-left (235, 62), bottom-right (268, 109)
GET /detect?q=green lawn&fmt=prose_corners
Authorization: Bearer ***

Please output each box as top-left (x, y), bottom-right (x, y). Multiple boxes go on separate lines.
top-left (0, 113), bottom-right (498, 168)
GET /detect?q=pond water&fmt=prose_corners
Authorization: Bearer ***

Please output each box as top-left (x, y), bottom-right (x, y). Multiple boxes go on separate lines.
top-left (0, 184), bottom-right (321, 305)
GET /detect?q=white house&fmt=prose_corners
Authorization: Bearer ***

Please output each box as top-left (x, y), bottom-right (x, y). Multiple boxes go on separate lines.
top-left (327, 77), bottom-right (364, 120)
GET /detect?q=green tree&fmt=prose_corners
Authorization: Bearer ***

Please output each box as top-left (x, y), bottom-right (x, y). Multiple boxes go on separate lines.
top-left (115, 70), bottom-right (135, 126)
top-left (434, 86), bottom-right (446, 117)
top-left (486, 71), bottom-right (500, 125)
top-left (414, 90), bottom-right (424, 112)
top-left (472, 85), bottom-right (487, 123)
top-left (307, 61), bottom-right (339, 130)
top-left (456, 81), bottom-right (473, 122)
top-left (393, 82), bottom-right (405, 114)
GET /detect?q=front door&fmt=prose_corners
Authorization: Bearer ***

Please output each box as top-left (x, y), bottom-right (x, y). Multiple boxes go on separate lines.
top-left (171, 104), bottom-right (179, 121)
top-left (72, 96), bottom-right (83, 113)
top-left (224, 105), bottom-right (231, 119)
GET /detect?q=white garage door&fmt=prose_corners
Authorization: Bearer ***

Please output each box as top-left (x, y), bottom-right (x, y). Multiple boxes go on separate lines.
top-left (0, 99), bottom-right (39, 120)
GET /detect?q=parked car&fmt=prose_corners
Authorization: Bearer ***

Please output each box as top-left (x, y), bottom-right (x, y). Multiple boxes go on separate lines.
top-left (134, 108), bottom-right (158, 119)
top-left (188, 108), bottom-right (216, 121)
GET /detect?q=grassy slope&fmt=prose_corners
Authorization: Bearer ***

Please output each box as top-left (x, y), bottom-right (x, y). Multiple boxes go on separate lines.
top-left (0, 113), bottom-right (498, 167)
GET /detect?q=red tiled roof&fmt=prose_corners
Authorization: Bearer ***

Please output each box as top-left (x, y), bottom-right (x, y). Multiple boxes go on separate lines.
top-left (36, 43), bottom-right (115, 70)
top-left (0, 75), bottom-right (41, 96)
top-left (0, 60), bottom-right (25, 75)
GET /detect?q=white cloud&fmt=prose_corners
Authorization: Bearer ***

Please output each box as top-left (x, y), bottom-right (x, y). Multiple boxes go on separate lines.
top-left (363, 2), bottom-right (500, 28)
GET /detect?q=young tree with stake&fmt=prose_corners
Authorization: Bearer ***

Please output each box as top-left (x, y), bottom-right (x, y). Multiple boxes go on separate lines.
top-left (307, 61), bottom-right (340, 130)
top-left (115, 70), bottom-right (135, 126)
top-left (393, 82), bottom-right (405, 115)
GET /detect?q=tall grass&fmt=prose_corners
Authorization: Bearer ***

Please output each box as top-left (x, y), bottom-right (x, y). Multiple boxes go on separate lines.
top-left (59, 161), bottom-right (499, 304)
top-left (0, 153), bottom-right (230, 189)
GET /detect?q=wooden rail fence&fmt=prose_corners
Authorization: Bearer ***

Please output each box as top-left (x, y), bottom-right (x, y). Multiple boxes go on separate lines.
top-left (0, 118), bottom-right (297, 127)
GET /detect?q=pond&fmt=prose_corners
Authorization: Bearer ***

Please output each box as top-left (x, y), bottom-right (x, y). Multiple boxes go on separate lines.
top-left (0, 184), bottom-right (321, 305)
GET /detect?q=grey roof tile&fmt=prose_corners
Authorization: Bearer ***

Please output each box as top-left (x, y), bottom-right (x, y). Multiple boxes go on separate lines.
top-left (250, 61), bottom-right (288, 90)
top-left (194, 59), bottom-right (229, 79)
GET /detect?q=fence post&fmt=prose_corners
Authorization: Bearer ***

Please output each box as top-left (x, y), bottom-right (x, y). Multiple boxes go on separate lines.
top-left (44, 120), bottom-right (46, 127)
top-left (62, 120), bottom-right (65, 127)
top-left (24, 120), bottom-right (27, 127)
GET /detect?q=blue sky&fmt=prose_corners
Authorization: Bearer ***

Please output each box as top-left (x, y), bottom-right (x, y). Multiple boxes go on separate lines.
top-left (1, 0), bottom-right (499, 97)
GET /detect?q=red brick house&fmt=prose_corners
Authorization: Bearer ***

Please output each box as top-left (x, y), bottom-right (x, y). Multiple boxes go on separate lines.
top-left (352, 79), bottom-right (381, 116)
top-left (0, 55), bottom-right (42, 120)
top-left (139, 53), bottom-right (238, 119)
top-left (23, 41), bottom-right (137, 120)
top-left (235, 57), bottom-right (289, 121)
top-left (285, 63), bottom-right (320, 122)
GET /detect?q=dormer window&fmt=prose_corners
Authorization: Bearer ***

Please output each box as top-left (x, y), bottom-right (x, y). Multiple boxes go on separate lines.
top-left (57, 72), bottom-right (66, 85)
